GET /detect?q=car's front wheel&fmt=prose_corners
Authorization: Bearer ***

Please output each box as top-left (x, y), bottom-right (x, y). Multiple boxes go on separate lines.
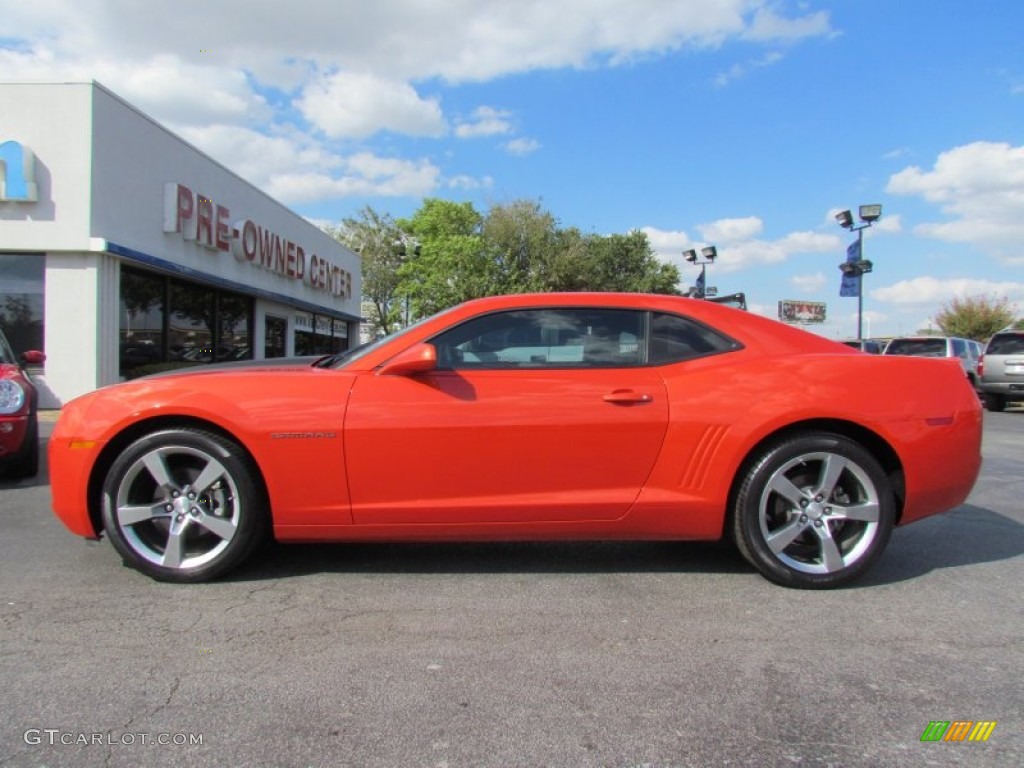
top-left (731, 432), bottom-right (895, 589)
top-left (101, 428), bottom-right (268, 582)
top-left (3, 413), bottom-right (39, 479)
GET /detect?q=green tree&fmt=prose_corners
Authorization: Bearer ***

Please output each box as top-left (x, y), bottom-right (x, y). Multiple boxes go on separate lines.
top-left (325, 206), bottom-right (408, 336)
top-left (578, 230), bottom-right (681, 294)
top-left (481, 198), bottom-right (560, 292)
top-left (398, 199), bottom-right (492, 316)
top-left (933, 294), bottom-right (1016, 340)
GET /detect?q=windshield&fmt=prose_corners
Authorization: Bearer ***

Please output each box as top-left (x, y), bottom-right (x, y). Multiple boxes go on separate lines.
top-left (0, 331), bottom-right (16, 364)
top-left (328, 306), bottom-right (459, 369)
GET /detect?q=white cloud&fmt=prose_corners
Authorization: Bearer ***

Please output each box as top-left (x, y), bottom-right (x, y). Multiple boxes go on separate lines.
top-left (872, 276), bottom-right (1024, 306)
top-left (175, 125), bottom-right (441, 202)
top-left (503, 138), bottom-right (541, 156)
top-left (297, 72), bottom-right (445, 139)
top-left (455, 106), bottom-right (513, 138)
top-left (713, 51), bottom-right (784, 87)
top-left (645, 219), bottom-right (842, 275)
top-left (887, 141), bottom-right (1024, 263)
top-left (641, 227), bottom-right (693, 264)
top-left (790, 272), bottom-right (828, 293)
top-left (0, 0), bottom-right (835, 206)
top-left (698, 216), bottom-right (763, 242)
top-left (445, 174), bottom-right (495, 190)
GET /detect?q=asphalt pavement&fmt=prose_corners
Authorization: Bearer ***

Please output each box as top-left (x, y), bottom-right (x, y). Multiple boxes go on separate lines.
top-left (0, 410), bottom-right (1020, 767)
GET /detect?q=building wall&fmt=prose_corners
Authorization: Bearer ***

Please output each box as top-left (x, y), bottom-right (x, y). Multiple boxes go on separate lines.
top-left (2, 81), bottom-right (362, 407)
top-left (0, 83), bottom-right (94, 250)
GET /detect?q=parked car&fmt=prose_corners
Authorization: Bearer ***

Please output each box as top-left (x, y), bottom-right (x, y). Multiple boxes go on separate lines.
top-left (841, 339), bottom-right (883, 354)
top-left (883, 335), bottom-right (980, 387)
top-left (978, 327), bottom-right (1024, 411)
top-left (49, 293), bottom-right (982, 588)
top-left (0, 328), bottom-right (46, 478)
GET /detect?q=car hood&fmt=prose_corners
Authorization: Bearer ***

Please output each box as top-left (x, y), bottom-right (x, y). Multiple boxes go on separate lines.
top-left (142, 356), bottom-right (326, 379)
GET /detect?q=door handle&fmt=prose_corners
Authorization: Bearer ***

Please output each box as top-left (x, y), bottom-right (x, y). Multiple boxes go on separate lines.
top-left (603, 389), bottom-right (653, 404)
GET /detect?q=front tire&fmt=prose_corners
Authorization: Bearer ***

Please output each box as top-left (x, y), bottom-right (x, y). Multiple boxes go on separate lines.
top-left (732, 432), bottom-right (895, 589)
top-left (101, 428), bottom-right (268, 582)
top-left (4, 413), bottom-right (39, 478)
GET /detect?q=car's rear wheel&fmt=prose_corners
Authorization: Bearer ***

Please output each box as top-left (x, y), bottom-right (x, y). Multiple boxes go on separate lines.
top-left (732, 432), bottom-right (895, 589)
top-left (983, 393), bottom-right (1006, 412)
top-left (101, 428), bottom-right (268, 582)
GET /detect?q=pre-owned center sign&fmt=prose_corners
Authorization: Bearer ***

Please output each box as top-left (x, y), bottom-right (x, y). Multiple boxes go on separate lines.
top-left (162, 183), bottom-right (353, 299)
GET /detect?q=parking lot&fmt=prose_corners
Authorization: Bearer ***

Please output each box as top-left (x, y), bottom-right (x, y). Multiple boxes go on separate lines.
top-left (1, 410), bottom-right (1021, 767)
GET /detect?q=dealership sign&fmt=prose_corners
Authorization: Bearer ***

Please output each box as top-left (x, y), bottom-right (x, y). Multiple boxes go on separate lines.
top-left (162, 183), bottom-right (352, 299)
top-left (778, 300), bottom-right (826, 324)
top-left (0, 140), bottom-right (38, 202)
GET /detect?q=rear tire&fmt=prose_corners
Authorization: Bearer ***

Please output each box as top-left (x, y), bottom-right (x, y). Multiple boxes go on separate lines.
top-left (101, 428), bottom-right (268, 582)
top-left (732, 432), bottom-right (895, 589)
top-left (983, 393), bottom-right (1006, 412)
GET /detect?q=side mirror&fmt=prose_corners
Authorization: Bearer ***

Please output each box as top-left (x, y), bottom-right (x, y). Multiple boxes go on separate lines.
top-left (20, 350), bottom-right (46, 366)
top-left (377, 343), bottom-right (437, 376)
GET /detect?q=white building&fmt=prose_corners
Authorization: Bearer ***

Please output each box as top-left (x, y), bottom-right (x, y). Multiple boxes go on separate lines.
top-left (0, 81), bottom-right (361, 408)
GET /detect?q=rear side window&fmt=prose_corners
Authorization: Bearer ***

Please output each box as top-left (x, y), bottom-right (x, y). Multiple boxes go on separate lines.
top-left (648, 312), bottom-right (738, 365)
top-left (986, 333), bottom-right (1024, 355)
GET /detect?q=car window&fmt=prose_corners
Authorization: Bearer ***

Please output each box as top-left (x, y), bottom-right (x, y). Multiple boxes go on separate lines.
top-left (432, 308), bottom-right (645, 369)
top-left (986, 333), bottom-right (1024, 355)
top-left (885, 338), bottom-right (948, 357)
top-left (649, 312), bottom-right (738, 364)
top-left (952, 338), bottom-right (967, 358)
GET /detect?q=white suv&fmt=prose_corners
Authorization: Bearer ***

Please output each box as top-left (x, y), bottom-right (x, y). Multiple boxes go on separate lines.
top-left (883, 336), bottom-right (980, 388)
top-left (978, 328), bottom-right (1024, 411)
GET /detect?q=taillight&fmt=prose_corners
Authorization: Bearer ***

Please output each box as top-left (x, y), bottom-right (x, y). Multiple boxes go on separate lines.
top-left (977, 355), bottom-right (984, 377)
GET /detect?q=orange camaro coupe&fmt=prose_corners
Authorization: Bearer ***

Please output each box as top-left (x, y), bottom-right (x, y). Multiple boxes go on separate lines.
top-left (50, 293), bottom-right (982, 588)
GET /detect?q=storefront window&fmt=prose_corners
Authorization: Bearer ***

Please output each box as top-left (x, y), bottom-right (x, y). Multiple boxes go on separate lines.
top-left (218, 294), bottom-right (252, 361)
top-left (294, 313), bottom-right (349, 356)
top-left (265, 316), bottom-right (286, 358)
top-left (0, 254), bottom-right (45, 355)
top-left (120, 268), bottom-right (165, 375)
top-left (119, 266), bottom-right (253, 378)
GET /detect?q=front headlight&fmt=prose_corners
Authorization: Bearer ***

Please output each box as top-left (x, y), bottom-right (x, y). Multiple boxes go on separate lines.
top-left (0, 379), bottom-right (26, 414)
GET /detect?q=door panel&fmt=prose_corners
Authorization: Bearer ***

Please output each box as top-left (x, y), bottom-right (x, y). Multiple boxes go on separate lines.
top-left (345, 368), bottom-right (668, 524)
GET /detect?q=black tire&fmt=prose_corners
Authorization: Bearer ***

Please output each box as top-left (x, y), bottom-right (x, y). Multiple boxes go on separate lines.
top-left (732, 432), bottom-right (895, 589)
top-left (4, 413), bottom-right (39, 479)
top-left (983, 393), bottom-right (1006, 412)
top-left (101, 428), bottom-right (268, 582)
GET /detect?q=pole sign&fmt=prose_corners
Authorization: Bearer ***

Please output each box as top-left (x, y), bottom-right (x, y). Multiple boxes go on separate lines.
top-left (839, 239), bottom-right (860, 297)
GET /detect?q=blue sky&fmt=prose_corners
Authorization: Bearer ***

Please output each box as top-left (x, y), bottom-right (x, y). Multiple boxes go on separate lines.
top-left (3, 0), bottom-right (1023, 338)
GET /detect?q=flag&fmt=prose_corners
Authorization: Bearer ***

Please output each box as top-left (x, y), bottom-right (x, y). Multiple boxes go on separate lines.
top-left (696, 269), bottom-right (706, 296)
top-left (839, 239), bottom-right (860, 297)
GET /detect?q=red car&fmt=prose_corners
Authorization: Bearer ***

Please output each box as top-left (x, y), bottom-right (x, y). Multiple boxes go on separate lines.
top-left (0, 328), bottom-right (46, 479)
top-left (49, 293), bottom-right (982, 588)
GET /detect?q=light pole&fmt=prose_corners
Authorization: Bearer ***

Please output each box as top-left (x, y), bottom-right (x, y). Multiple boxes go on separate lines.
top-left (683, 246), bottom-right (717, 298)
top-left (835, 204), bottom-right (881, 340)
top-left (393, 235), bottom-right (421, 327)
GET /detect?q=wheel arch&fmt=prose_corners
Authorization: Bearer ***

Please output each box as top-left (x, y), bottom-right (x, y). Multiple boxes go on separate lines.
top-left (725, 418), bottom-right (906, 534)
top-left (85, 416), bottom-right (269, 538)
